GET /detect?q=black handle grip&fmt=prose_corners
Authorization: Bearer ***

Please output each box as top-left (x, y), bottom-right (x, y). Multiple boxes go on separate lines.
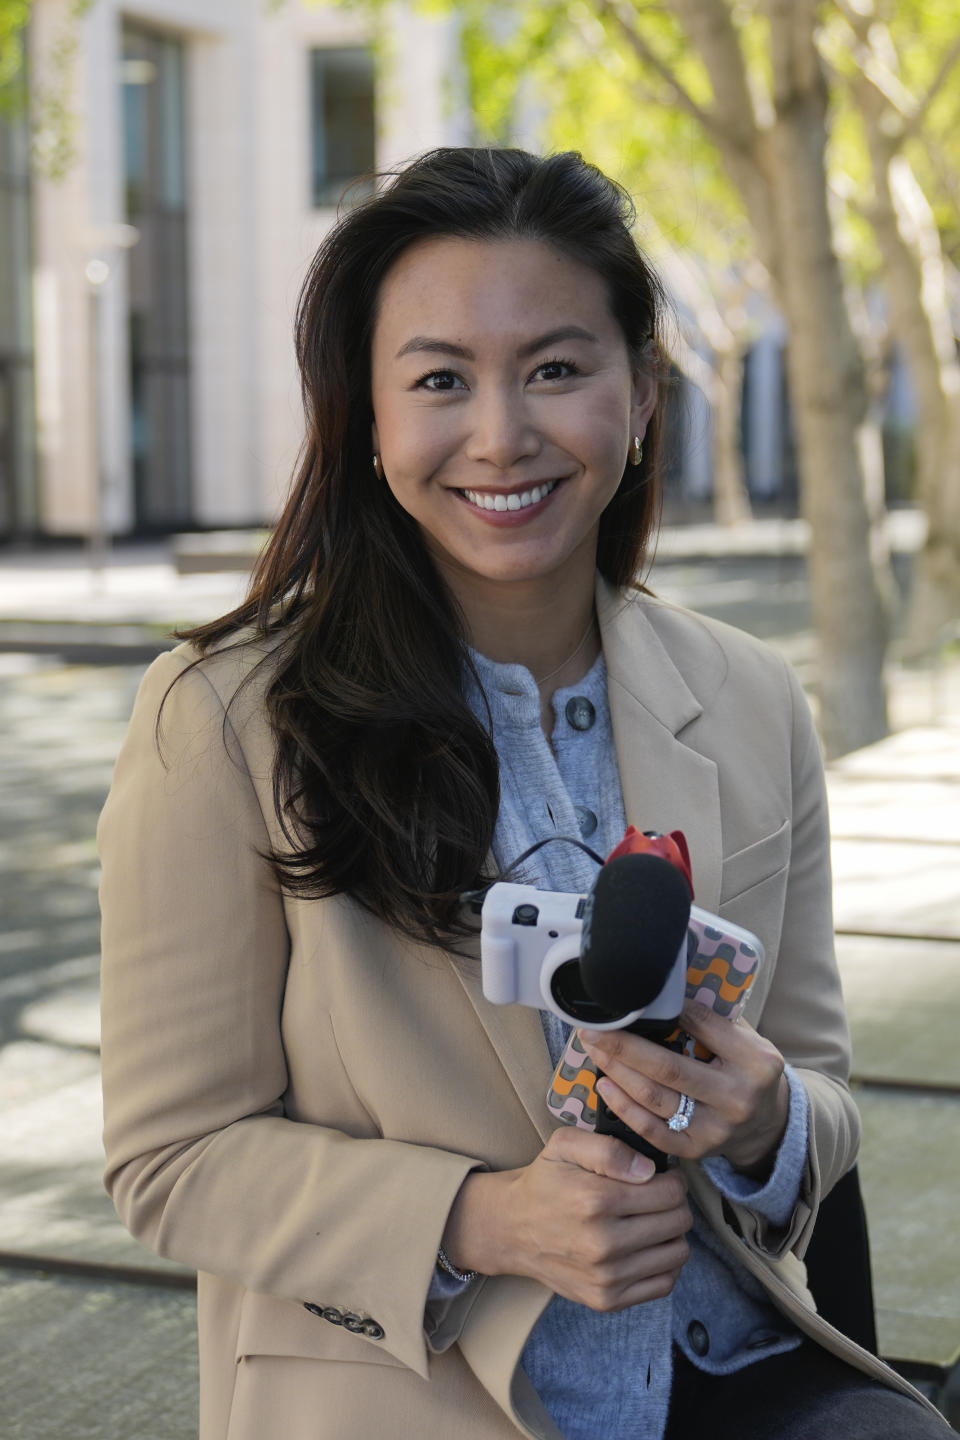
top-left (594, 1072), bottom-right (669, 1172)
top-left (591, 1015), bottom-right (682, 1174)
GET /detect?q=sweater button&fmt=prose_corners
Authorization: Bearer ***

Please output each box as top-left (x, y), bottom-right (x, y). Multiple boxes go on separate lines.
top-left (565, 696), bottom-right (596, 731)
top-left (687, 1320), bottom-right (710, 1356)
top-left (575, 806), bottom-right (598, 837)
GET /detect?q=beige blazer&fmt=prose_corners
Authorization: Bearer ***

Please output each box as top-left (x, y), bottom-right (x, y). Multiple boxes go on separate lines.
top-left (99, 578), bottom-right (935, 1439)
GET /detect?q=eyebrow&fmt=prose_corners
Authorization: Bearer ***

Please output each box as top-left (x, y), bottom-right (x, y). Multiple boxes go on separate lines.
top-left (394, 325), bottom-right (601, 362)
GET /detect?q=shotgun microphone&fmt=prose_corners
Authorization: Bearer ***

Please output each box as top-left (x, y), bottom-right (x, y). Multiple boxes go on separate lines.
top-left (579, 853), bottom-right (693, 1015)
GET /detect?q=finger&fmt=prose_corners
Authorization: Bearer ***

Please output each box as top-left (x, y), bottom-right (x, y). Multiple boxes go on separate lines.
top-left (614, 1270), bottom-right (686, 1308)
top-left (623, 1234), bottom-right (693, 1279)
top-left (597, 1058), bottom-right (683, 1122)
top-left (595, 1075), bottom-right (717, 1159)
top-left (682, 1004), bottom-right (786, 1107)
top-left (680, 1001), bottom-right (755, 1060)
top-left (579, 1238), bottom-right (693, 1312)
top-left (610, 1202), bottom-right (694, 1259)
top-left (542, 1123), bottom-right (657, 1183)
top-left (568, 1154), bottom-right (690, 1223)
top-left (582, 1029), bottom-right (713, 1108)
top-left (611, 1254), bottom-right (690, 1309)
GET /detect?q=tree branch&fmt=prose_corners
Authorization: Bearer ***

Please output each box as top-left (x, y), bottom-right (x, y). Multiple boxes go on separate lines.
top-left (906, 32), bottom-right (960, 135)
top-left (591, 0), bottom-right (718, 134)
top-left (830, 0), bottom-right (871, 39)
top-left (827, 5), bottom-right (960, 142)
top-left (668, 0), bottom-right (761, 151)
top-left (646, 0), bottom-right (774, 273)
top-left (765, 0), bottom-right (819, 100)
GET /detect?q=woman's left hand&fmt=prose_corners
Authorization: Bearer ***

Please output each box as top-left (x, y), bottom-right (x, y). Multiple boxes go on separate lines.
top-left (579, 1003), bottom-right (791, 1179)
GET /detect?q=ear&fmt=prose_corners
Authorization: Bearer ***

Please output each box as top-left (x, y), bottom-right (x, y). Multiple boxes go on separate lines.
top-left (371, 419), bottom-right (380, 455)
top-left (630, 370), bottom-right (659, 435)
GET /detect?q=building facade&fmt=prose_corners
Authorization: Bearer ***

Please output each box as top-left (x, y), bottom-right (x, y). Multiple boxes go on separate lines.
top-left (20, 0), bottom-right (464, 539)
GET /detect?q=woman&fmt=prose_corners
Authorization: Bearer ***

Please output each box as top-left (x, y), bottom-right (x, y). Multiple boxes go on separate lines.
top-left (99, 148), bottom-right (952, 1439)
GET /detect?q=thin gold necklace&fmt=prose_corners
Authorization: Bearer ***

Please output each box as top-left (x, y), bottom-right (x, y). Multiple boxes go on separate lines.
top-left (534, 614), bottom-right (598, 688)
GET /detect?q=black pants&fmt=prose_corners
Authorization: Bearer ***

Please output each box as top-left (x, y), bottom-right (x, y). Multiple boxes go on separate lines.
top-left (665, 1342), bottom-right (957, 1439)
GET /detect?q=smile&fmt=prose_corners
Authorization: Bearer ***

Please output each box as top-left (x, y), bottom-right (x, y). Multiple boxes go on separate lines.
top-left (460, 479), bottom-right (559, 513)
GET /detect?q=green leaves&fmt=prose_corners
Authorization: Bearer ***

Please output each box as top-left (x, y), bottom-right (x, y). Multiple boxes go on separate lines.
top-left (0, 0), bottom-right (32, 112)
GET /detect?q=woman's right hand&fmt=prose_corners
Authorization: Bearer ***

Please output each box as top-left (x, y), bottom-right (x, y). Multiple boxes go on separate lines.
top-left (440, 1128), bottom-right (693, 1313)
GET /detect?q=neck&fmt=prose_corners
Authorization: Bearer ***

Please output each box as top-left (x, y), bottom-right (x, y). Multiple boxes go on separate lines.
top-left (440, 556), bottom-right (600, 688)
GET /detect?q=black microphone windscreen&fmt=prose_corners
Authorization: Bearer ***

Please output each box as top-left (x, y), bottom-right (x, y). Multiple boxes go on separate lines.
top-left (579, 854), bottom-right (692, 1012)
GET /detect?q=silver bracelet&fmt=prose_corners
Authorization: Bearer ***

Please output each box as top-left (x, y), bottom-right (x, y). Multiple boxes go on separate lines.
top-left (437, 1244), bottom-right (478, 1284)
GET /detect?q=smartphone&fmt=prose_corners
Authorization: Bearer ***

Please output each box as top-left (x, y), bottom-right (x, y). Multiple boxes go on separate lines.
top-left (546, 909), bottom-right (764, 1131)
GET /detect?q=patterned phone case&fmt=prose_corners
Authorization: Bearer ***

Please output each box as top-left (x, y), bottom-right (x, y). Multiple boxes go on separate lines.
top-left (546, 913), bottom-right (763, 1131)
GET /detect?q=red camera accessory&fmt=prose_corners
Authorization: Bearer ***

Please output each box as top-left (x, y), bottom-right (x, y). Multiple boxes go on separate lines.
top-left (605, 827), bottom-right (694, 897)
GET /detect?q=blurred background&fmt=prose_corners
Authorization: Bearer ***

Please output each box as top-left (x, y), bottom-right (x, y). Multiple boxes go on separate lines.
top-left (0, 2), bottom-right (958, 1435)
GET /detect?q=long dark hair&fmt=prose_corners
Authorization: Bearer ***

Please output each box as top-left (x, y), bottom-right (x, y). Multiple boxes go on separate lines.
top-left (182, 148), bottom-right (669, 947)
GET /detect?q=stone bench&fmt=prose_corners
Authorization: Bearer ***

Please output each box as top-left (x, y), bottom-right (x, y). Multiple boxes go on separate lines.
top-left (828, 730), bottom-right (960, 1407)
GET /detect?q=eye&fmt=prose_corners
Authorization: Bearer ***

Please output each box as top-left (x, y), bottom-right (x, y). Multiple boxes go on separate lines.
top-left (532, 356), bottom-right (580, 382)
top-left (414, 370), bottom-right (466, 392)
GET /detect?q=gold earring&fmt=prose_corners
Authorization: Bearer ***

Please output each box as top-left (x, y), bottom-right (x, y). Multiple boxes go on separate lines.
top-left (372, 453), bottom-right (383, 479)
top-left (629, 435), bottom-right (643, 468)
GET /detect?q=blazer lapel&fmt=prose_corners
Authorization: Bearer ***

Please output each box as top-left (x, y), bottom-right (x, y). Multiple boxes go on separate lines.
top-left (597, 577), bottom-right (723, 912)
top-left (448, 578), bottom-right (723, 1146)
top-left (449, 945), bottom-right (557, 1145)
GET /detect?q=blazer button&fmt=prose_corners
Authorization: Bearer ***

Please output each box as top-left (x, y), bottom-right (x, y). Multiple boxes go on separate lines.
top-left (687, 1320), bottom-right (710, 1357)
top-left (342, 1312), bottom-right (364, 1333)
top-left (362, 1319), bottom-right (385, 1340)
top-left (322, 1307), bottom-right (344, 1325)
top-left (303, 1302), bottom-right (323, 1318)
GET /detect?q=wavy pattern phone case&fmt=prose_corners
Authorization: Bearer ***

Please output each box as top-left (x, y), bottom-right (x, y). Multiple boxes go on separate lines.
top-left (546, 912), bottom-right (763, 1131)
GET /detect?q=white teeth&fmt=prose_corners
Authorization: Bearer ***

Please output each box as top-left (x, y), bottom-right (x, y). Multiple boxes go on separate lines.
top-left (462, 479), bottom-right (559, 512)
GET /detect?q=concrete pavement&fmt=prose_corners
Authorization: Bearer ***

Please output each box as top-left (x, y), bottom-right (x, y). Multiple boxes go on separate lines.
top-left (827, 727), bottom-right (960, 1381)
top-left (0, 1264), bottom-right (198, 1440)
top-left (1, 535), bottom-right (958, 1433)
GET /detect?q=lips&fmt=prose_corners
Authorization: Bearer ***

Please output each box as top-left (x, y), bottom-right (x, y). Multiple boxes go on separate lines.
top-left (460, 478), bottom-right (559, 513)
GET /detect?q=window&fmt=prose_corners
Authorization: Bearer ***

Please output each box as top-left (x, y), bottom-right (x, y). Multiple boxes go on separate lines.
top-left (310, 48), bottom-right (375, 208)
top-left (0, 109), bottom-right (37, 535)
top-left (121, 23), bottom-right (192, 529)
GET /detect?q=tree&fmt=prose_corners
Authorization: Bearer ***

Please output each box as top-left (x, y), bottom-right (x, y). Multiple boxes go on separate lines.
top-left (652, 1), bottom-right (897, 758)
top-left (822, 0), bottom-right (960, 649)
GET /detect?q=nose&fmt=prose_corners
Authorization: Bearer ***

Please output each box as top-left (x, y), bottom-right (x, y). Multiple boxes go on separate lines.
top-left (463, 385), bottom-right (541, 470)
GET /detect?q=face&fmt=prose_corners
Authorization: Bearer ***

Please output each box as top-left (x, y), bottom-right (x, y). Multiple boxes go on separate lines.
top-left (369, 236), bottom-right (656, 599)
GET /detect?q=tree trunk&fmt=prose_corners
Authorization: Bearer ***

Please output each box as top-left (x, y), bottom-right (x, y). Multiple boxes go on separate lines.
top-left (712, 348), bottom-right (752, 526)
top-left (670, 0), bottom-right (892, 755)
top-left (861, 117), bottom-right (960, 649)
top-left (762, 100), bottom-right (892, 753)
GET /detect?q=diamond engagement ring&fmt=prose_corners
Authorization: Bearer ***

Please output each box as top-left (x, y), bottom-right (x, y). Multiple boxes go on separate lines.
top-left (667, 1094), bottom-right (695, 1133)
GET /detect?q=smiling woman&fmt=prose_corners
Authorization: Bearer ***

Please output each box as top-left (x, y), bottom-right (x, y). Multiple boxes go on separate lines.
top-left (97, 148), bottom-right (954, 1440)
top-left (371, 233), bottom-right (656, 650)
top-left (370, 237), bottom-right (656, 626)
